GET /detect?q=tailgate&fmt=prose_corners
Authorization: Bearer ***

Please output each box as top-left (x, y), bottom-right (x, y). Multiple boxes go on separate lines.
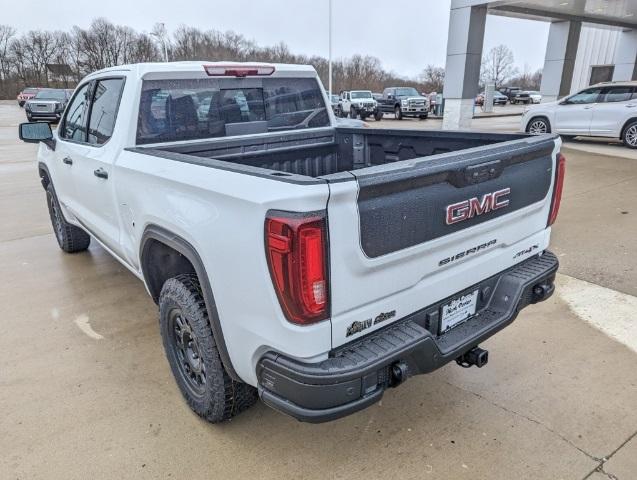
top-left (326, 134), bottom-right (560, 347)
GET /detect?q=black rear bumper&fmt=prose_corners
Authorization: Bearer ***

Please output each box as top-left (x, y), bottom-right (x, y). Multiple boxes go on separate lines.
top-left (257, 251), bottom-right (559, 423)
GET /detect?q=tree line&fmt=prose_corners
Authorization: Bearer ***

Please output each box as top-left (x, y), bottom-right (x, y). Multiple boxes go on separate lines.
top-left (480, 44), bottom-right (542, 91)
top-left (0, 19), bottom-right (445, 99)
top-left (0, 19), bottom-right (539, 100)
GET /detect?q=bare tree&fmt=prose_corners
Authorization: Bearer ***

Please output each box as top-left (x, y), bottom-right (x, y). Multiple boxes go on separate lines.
top-left (24, 30), bottom-right (62, 85)
top-left (132, 33), bottom-right (160, 63)
top-left (480, 44), bottom-right (518, 89)
top-left (0, 25), bottom-right (15, 85)
top-left (420, 64), bottom-right (444, 92)
top-left (0, 19), bottom-right (446, 99)
top-left (507, 64), bottom-right (542, 90)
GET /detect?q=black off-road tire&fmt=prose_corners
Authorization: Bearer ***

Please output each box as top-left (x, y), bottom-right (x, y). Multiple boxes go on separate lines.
top-left (159, 274), bottom-right (257, 423)
top-left (395, 105), bottom-right (403, 120)
top-left (46, 183), bottom-right (90, 253)
top-left (350, 107), bottom-right (358, 119)
top-left (374, 111), bottom-right (383, 121)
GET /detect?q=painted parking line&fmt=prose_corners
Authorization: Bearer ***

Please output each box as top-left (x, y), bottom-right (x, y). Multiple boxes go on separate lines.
top-left (558, 273), bottom-right (637, 353)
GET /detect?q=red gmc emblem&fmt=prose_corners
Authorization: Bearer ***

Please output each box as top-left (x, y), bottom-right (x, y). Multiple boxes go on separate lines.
top-left (446, 188), bottom-right (511, 225)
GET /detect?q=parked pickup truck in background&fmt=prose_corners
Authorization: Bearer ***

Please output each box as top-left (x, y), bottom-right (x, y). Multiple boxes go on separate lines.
top-left (378, 86), bottom-right (429, 119)
top-left (499, 86), bottom-right (532, 104)
top-left (19, 61), bottom-right (563, 423)
top-left (511, 90), bottom-right (532, 105)
top-left (24, 88), bottom-right (72, 123)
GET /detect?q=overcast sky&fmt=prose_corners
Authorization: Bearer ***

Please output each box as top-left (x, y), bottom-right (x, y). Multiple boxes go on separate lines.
top-left (5, 0), bottom-right (549, 78)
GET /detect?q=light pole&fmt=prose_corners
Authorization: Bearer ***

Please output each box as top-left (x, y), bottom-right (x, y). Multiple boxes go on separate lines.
top-left (328, 0), bottom-right (332, 97)
top-left (151, 24), bottom-right (169, 62)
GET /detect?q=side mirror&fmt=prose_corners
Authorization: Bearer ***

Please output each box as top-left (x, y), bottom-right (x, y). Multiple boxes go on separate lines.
top-left (387, 94), bottom-right (394, 99)
top-left (19, 122), bottom-right (55, 150)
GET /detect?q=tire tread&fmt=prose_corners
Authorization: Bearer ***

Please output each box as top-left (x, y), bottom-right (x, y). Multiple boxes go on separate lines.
top-left (46, 184), bottom-right (90, 253)
top-left (159, 274), bottom-right (257, 423)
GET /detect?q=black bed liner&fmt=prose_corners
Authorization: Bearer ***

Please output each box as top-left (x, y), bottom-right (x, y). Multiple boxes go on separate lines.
top-left (128, 127), bottom-right (549, 184)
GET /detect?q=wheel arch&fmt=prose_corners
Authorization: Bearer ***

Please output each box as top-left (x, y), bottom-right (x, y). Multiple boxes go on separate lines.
top-left (526, 115), bottom-right (551, 133)
top-left (619, 117), bottom-right (637, 140)
top-left (38, 162), bottom-right (51, 190)
top-left (139, 224), bottom-right (242, 382)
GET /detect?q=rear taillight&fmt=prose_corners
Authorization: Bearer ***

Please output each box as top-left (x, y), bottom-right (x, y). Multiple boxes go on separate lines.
top-left (548, 153), bottom-right (566, 226)
top-left (204, 64), bottom-right (275, 77)
top-left (265, 211), bottom-right (329, 325)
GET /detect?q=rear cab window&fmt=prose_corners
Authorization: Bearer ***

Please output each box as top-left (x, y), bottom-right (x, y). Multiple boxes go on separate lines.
top-left (136, 77), bottom-right (330, 144)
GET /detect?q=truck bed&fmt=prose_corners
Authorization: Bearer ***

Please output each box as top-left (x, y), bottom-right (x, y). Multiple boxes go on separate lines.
top-left (134, 128), bottom-right (529, 180)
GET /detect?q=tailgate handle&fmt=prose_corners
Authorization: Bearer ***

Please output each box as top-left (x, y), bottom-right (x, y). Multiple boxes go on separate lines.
top-left (464, 160), bottom-right (503, 185)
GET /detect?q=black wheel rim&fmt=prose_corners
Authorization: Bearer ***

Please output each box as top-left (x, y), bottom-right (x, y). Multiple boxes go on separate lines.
top-left (47, 191), bottom-right (64, 244)
top-left (167, 307), bottom-right (206, 397)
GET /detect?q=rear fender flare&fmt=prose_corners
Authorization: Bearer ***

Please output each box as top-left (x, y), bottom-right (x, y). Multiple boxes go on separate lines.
top-left (140, 224), bottom-right (242, 382)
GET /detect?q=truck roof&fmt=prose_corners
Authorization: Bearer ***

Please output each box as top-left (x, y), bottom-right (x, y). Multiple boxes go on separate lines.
top-left (83, 61), bottom-right (318, 81)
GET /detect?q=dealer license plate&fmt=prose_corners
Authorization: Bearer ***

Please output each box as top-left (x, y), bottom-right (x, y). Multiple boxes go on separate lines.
top-left (440, 290), bottom-right (479, 333)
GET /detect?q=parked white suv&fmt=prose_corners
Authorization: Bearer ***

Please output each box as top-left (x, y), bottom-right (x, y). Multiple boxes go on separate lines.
top-left (522, 81), bottom-right (637, 147)
top-left (338, 90), bottom-right (382, 121)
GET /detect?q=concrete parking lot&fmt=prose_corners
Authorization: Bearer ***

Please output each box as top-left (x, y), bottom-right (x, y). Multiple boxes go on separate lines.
top-left (1, 100), bottom-right (636, 480)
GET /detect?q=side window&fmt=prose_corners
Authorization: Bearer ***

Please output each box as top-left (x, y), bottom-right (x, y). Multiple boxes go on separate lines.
top-left (565, 88), bottom-right (602, 104)
top-left (601, 86), bottom-right (633, 103)
top-left (61, 83), bottom-right (91, 142)
top-left (87, 78), bottom-right (125, 145)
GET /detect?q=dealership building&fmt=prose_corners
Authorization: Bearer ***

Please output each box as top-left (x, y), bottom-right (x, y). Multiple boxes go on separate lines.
top-left (443, 0), bottom-right (637, 129)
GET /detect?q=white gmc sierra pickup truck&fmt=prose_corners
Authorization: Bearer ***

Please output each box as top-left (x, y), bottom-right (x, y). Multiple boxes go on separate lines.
top-left (19, 62), bottom-right (564, 423)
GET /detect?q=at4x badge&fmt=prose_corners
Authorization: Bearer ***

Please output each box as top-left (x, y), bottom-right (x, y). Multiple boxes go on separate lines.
top-left (345, 310), bottom-right (396, 337)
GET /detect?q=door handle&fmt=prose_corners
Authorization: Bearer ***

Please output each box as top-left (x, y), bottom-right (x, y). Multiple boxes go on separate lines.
top-left (62, 157), bottom-right (73, 165)
top-left (93, 168), bottom-right (108, 179)
top-left (583, 106), bottom-right (594, 109)
top-left (626, 104), bottom-right (637, 108)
